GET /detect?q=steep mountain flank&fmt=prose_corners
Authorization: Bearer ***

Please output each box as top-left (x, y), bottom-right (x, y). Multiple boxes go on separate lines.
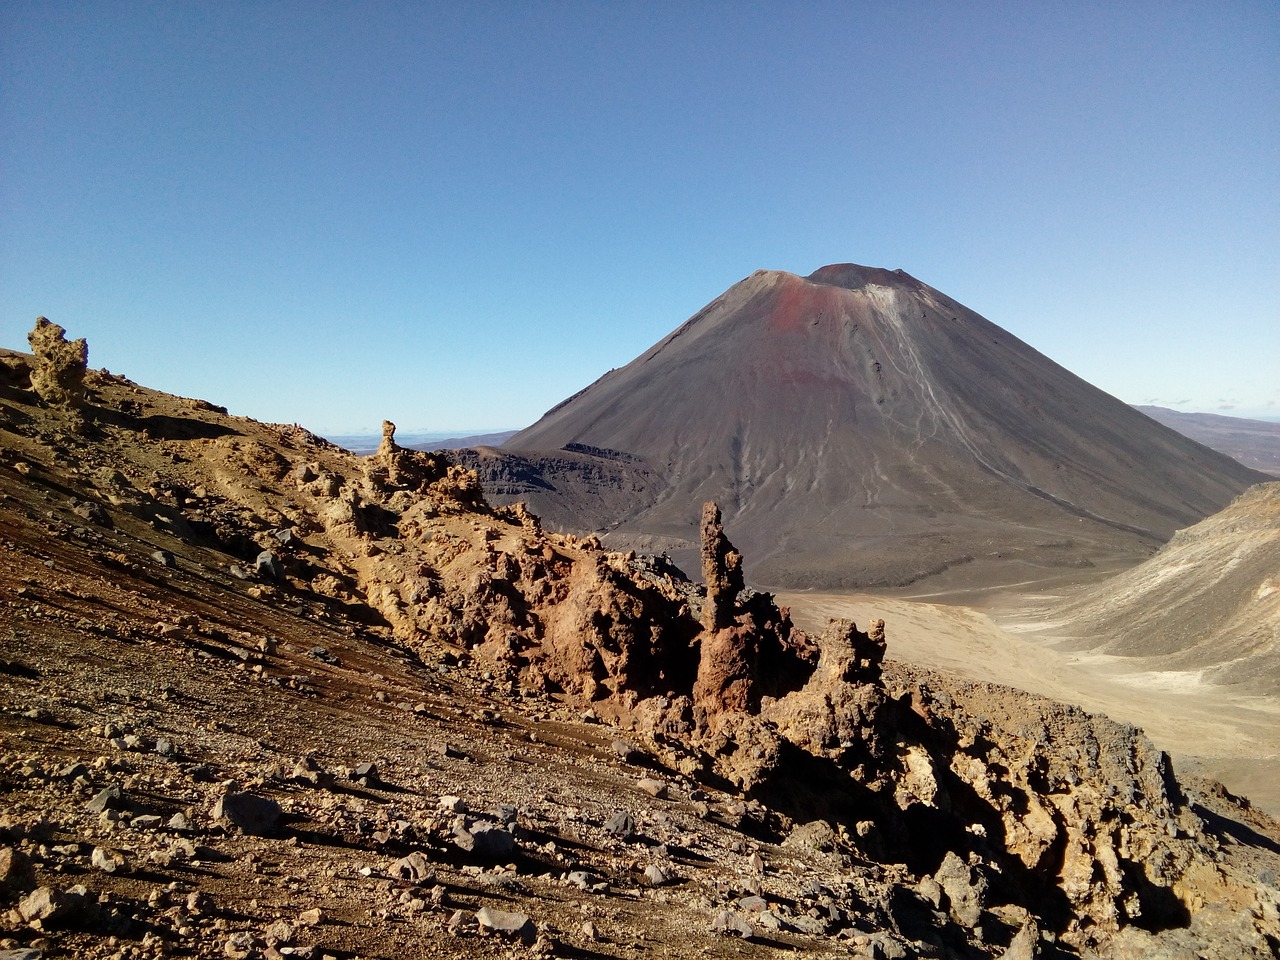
top-left (2, 322), bottom-right (1278, 959)
top-left (499, 266), bottom-right (1265, 588)
top-left (1053, 481), bottom-right (1280, 695)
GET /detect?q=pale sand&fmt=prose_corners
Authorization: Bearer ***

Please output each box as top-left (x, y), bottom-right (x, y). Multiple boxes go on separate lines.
top-left (778, 589), bottom-right (1280, 817)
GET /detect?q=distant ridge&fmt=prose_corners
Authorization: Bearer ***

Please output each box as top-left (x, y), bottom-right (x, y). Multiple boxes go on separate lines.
top-left (1134, 406), bottom-right (1280, 477)
top-left (328, 429), bottom-right (518, 456)
top-left (468, 264), bottom-right (1265, 588)
top-left (415, 429), bottom-right (518, 451)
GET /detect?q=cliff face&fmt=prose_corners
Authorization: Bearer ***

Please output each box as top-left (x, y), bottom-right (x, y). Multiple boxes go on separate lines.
top-left (499, 265), bottom-right (1265, 588)
top-left (2, 323), bottom-right (1278, 959)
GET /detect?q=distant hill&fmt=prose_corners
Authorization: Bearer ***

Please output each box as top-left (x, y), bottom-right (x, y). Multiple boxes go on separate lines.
top-left (414, 429), bottom-right (517, 451)
top-left (473, 264), bottom-right (1265, 588)
top-left (325, 429), bottom-right (517, 456)
top-left (1054, 482), bottom-right (1280, 695)
top-left (1133, 406), bottom-right (1280, 477)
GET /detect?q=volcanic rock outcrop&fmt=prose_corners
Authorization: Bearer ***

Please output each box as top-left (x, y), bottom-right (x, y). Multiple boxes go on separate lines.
top-left (485, 265), bottom-right (1267, 588)
top-left (25, 316), bottom-right (88, 409)
top-left (2, 321), bottom-right (1278, 959)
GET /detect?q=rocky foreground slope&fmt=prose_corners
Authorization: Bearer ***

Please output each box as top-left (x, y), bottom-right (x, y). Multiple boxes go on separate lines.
top-left (1, 320), bottom-right (1278, 959)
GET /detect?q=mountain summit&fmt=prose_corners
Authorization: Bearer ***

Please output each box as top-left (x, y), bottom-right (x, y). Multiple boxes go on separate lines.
top-left (483, 264), bottom-right (1265, 587)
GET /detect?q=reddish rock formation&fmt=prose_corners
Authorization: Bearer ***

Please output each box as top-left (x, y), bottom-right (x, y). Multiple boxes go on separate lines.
top-left (699, 501), bottom-right (742, 631)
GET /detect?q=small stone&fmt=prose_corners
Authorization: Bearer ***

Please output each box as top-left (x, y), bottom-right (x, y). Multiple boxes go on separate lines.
top-left (475, 906), bottom-right (535, 944)
top-left (351, 761), bottom-right (379, 784)
top-left (224, 931), bottom-right (255, 958)
top-left (0, 847), bottom-right (36, 896)
top-left (711, 909), bottom-right (753, 939)
top-left (453, 821), bottom-right (516, 860)
top-left (437, 795), bottom-right (467, 814)
top-left (643, 864), bottom-right (671, 886)
top-left (389, 852), bottom-right (435, 884)
top-left (85, 784), bottom-right (124, 813)
top-left (603, 810), bottom-right (637, 840)
top-left (152, 550), bottom-right (175, 568)
top-left (637, 778), bottom-right (668, 799)
top-left (91, 846), bottom-right (128, 874)
top-left (211, 791), bottom-right (282, 836)
top-left (611, 739), bottom-right (636, 761)
top-left (297, 907), bottom-right (322, 926)
top-left (131, 814), bottom-right (163, 831)
top-left (255, 551), bottom-right (282, 580)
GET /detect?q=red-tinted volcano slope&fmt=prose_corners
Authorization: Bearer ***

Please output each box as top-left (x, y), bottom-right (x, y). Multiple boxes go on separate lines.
top-left (473, 265), bottom-right (1266, 588)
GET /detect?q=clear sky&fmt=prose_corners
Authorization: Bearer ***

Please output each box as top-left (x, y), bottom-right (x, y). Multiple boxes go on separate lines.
top-left (2, 2), bottom-right (1277, 435)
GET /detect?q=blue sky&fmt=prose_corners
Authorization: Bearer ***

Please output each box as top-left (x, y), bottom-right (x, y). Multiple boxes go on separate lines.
top-left (2, 2), bottom-right (1277, 434)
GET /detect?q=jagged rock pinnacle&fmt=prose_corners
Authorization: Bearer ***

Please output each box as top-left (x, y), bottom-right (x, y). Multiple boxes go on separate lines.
top-left (700, 501), bottom-right (743, 632)
top-left (27, 317), bottom-right (87, 409)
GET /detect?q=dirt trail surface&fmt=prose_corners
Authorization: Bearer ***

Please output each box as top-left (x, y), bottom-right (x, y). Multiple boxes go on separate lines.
top-left (779, 591), bottom-right (1280, 819)
top-left (2, 323), bottom-right (1279, 959)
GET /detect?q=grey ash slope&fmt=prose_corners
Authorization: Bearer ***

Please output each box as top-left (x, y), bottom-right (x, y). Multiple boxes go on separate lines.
top-left (1053, 481), bottom-right (1280, 695)
top-left (487, 264), bottom-right (1265, 588)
